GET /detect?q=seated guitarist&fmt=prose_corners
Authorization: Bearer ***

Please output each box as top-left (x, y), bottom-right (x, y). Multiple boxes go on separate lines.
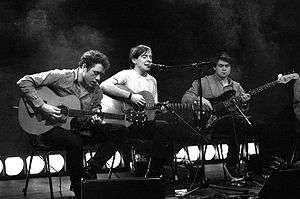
top-left (100, 44), bottom-right (173, 178)
top-left (182, 52), bottom-right (252, 180)
top-left (17, 50), bottom-right (128, 199)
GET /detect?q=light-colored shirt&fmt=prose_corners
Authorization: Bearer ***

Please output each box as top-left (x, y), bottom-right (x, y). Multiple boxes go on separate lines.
top-left (107, 69), bottom-right (158, 102)
top-left (182, 74), bottom-right (245, 104)
top-left (17, 68), bottom-right (102, 111)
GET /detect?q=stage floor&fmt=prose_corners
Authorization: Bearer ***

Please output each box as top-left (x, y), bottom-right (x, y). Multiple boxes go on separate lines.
top-left (0, 163), bottom-right (264, 199)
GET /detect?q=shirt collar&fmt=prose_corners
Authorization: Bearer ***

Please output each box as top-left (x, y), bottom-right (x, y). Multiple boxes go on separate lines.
top-left (213, 74), bottom-right (233, 86)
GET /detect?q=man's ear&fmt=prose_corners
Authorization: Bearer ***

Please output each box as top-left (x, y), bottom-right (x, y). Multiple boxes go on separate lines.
top-left (131, 58), bottom-right (137, 65)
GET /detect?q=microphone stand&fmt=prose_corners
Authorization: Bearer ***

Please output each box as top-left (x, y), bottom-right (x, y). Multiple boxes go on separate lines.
top-left (159, 62), bottom-right (212, 197)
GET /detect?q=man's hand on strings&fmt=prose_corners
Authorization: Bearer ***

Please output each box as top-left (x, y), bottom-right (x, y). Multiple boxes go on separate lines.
top-left (130, 93), bottom-right (146, 107)
top-left (91, 108), bottom-right (103, 125)
top-left (40, 103), bottom-right (62, 120)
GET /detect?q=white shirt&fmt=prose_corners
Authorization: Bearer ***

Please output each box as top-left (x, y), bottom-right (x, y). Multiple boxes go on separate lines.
top-left (110, 69), bottom-right (158, 102)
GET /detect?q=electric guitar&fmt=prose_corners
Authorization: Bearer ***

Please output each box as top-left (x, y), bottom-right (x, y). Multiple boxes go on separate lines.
top-left (201, 73), bottom-right (299, 128)
top-left (18, 87), bottom-right (146, 135)
top-left (101, 85), bottom-right (201, 125)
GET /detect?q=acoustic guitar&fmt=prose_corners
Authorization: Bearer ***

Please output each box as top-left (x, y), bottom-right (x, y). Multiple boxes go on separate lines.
top-left (101, 85), bottom-right (201, 126)
top-left (18, 87), bottom-right (146, 135)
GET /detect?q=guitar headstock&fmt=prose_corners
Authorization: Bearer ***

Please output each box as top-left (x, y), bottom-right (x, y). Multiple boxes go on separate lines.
top-left (277, 73), bottom-right (299, 84)
top-left (125, 109), bottom-right (147, 125)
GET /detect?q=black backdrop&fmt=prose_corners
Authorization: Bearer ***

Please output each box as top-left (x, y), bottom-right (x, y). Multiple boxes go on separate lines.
top-left (0, 0), bottom-right (299, 159)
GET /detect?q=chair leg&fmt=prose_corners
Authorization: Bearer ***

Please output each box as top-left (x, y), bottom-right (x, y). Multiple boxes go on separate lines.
top-left (108, 153), bottom-right (116, 179)
top-left (45, 154), bottom-right (54, 199)
top-left (219, 144), bottom-right (227, 180)
top-left (23, 152), bottom-right (35, 196)
top-left (145, 157), bottom-right (152, 179)
top-left (130, 145), bottom-right (136, 175)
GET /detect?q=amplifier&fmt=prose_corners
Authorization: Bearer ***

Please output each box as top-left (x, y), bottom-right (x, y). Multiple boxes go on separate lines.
top-left (81, 177), bottom-right (165, 199)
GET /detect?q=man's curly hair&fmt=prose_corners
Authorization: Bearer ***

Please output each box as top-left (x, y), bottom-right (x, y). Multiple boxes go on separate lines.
top-left (79, 50), bottom-right (110, 70)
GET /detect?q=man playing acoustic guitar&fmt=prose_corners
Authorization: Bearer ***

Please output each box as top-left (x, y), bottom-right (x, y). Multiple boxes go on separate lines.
top-left (100, 44), bottom-right (173, 178)
top-left (17, 50), bottom-right (128, 199)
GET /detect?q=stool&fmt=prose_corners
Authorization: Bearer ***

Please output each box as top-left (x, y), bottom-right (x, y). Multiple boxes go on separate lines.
top-left (23, 143), bottom-right (62, 199)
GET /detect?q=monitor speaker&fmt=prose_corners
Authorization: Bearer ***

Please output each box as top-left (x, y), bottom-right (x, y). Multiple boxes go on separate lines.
top-left (81, 177), bottom-right (165, 199)
top-left (258, 168), bottom-right (300, 199)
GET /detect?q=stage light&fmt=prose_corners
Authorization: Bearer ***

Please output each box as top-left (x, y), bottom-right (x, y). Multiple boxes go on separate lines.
top-left (49, 154), bottom-right (65, 173)
top-left (26, 156), bottom-right (45, 174)
top-left (5, 157), bottom-right (24, 176)
top-left (105, 151), bottom-right (121, 169)
top-left (0, 160), bottom-right (3, 174)
top-left (247, 142), bottom-right (257, 155)
top-left (85, 152), bottom-right (96, 162)
top-left (221, 144), bottom-right (228, 158)
top-left (176, 146), bottom-right (201, 162)
top-left (205, 145), bottom-right (216, 160)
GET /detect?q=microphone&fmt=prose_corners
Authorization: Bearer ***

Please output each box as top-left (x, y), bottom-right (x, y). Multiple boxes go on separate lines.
top-left (147, 63), bottom-right (166, 69)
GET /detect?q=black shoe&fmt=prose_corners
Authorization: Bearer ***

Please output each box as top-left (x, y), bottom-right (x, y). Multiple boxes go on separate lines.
top-left (224, 164), bottom-right (244, 182)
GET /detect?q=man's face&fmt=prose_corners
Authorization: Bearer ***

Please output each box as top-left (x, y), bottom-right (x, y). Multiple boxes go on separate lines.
top-left (214, 59), bottom-right (231, 79)
top-left (82, 63), bottom-right (105, 88)
top-left (132, 50), bottom-right (152, 72)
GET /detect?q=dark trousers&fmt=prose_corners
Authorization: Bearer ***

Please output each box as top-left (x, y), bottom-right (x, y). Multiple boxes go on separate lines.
top-left (211, 115), bottom-right (268, 166)
top-left (83, 123), bottom-right (128, 167)
top-left (38, 127), bottom-right (83, 198)
top-left (127, 120), bottom-right (173, 169)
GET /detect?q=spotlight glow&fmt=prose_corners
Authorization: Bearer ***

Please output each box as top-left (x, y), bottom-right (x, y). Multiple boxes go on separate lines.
top-left (205, 145), bottom-right (216, 160)
top-left (49, 154), bottom-right (64, 173)
top-left (106, 151), bottom-right (121, 169)
top-left (5, 157), bottom-right (24, 176)
top-left (0, 160), bottom-right (3, 173)
top-left (248, 143), bottom-right (257, 155)
top-left (26, 156), bottom-right (45, 174)
top-left (85, 152), bottom-right (96, 162)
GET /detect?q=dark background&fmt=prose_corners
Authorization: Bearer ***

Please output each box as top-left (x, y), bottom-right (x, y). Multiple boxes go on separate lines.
top-left (0, 0), bottom-right (299, 159)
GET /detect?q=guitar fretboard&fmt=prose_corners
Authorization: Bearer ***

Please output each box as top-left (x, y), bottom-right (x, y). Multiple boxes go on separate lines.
top-left (67, 109), bottom-right (125, 120)
top-left (248, 80), bottom-right (278, 96)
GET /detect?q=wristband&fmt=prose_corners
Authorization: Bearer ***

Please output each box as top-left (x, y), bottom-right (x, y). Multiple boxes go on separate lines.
top-left (128, 93), bottom-right (132, 100)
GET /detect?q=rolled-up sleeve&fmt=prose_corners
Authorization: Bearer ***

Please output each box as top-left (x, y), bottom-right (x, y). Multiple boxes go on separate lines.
top-left (182, 80), bottom-right (199, 104)
top-left (17, 69), bottom-right (63, 108)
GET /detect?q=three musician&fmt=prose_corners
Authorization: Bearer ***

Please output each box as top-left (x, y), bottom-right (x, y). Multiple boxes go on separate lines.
top-left (17, 46), bottom-right (299, 199)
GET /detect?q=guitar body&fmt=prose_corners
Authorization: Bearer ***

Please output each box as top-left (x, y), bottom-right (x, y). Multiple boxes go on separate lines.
top-left (209, 90), bottom-right (236, 115)
top-left (101, 85), bottom-right (156, 126)
top-left (18, 87), bottom-right (80, 135)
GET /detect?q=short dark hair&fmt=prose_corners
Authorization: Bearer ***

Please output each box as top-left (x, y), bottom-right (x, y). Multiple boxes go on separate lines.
top-left (215, 51), bottom-right (232, 65)
top-left (129, 45), bottom-right (152, 68)
top-left (79, 50), bottom-right (110, 70)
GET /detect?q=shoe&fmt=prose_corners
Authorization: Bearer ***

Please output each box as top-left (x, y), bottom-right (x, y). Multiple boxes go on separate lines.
top-left (224, 164), bottom-right (244, 182)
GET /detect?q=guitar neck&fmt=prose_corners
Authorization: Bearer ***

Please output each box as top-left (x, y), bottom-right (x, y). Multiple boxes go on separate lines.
top-left (152, 102), bottom-right (197, 110)
top-left (68, 109), bottom-right (125, 120)
top-left (248, 80), bottom-right (279, 96)
top-left (166, 103), bottom-right (197, 110)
